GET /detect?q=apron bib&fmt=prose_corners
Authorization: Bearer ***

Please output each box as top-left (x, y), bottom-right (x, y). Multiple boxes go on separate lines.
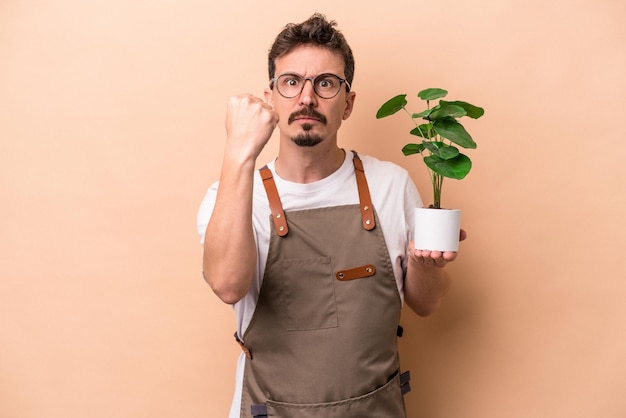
top-left (239, 153), bottom-right (408, 417)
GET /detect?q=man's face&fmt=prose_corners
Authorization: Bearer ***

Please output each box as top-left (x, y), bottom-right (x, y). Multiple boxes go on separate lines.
top-left (265, 45), bottom-right (356, 147)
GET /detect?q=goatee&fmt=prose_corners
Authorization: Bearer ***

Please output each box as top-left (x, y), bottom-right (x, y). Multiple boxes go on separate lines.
top-left (288, 108), bottom-right (326, 147)
top-left (292, 130), bottom-right (323, 147)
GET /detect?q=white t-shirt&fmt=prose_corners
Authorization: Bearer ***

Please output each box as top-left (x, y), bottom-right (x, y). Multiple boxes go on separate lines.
top-left (196, 151), bottom-right (422, 416)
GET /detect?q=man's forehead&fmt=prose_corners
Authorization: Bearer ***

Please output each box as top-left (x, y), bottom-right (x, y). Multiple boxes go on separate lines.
top-left (274, 45), bottom-right (345, 75)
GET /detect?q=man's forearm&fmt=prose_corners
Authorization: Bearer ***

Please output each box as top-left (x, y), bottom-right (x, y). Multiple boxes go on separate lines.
top-left (403, 258), bottom-right (451, 316)
top-left (203, 156), bottom-right (257, 304)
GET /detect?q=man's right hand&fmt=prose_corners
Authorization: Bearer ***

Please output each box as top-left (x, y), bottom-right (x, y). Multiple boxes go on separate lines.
top-left (225, 94), bottom-right (279, 161)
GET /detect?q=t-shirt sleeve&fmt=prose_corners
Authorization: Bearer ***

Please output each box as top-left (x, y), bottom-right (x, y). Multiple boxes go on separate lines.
top-left (196, 181), bottom-right (219, 245)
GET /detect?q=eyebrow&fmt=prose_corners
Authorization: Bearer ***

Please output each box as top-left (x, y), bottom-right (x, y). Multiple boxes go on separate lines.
top-left (276, 72), bottom-right (345, 78)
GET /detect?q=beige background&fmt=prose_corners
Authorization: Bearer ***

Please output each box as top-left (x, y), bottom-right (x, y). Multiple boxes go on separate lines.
top-left (2, 0), bottom-right (625, 417)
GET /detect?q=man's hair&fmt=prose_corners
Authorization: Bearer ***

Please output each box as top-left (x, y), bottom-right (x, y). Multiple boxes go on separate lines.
top-left (268, 13), bottom-right (355, 89)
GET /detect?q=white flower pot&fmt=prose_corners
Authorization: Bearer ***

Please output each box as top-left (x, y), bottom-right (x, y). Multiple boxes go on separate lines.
top-left (414, 208), bottom-right (461, 252)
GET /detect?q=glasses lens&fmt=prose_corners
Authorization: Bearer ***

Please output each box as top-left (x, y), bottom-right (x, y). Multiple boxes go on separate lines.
top-left (275, 74), bottom-right (344, 99)
top-left (313, 75), bottom-right (342, 99)
top-left (276, 74), bottom-right (302, 98)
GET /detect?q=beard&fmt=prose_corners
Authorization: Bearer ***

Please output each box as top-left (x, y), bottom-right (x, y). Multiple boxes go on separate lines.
top-left (291, 126), bottom-right (323, 147)
top-left (288, 108), bottom-right (327, 147)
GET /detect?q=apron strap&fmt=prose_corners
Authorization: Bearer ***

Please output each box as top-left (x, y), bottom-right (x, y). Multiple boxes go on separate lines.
top-left (234, 332), bottom-right (252, 359)
top-left (259, 152), bottom-right (376, 236)
top-left (352, 152), bottom-right (376, 231)
top-left (259, 165), bottom-right (289, 237)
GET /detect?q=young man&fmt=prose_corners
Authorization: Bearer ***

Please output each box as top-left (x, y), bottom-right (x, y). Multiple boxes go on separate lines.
top-left (197, 13), bottom-right (461, 418)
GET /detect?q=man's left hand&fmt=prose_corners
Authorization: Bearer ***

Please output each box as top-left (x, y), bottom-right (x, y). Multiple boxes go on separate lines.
top-left (410, 229), bottom-right (467, 267)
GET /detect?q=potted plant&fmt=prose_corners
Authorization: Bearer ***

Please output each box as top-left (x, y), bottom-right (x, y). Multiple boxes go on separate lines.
top-left (376, 88), bottom-right (484, 251)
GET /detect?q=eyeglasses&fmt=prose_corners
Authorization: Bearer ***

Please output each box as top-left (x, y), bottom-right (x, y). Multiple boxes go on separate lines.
top-left (270, 73), bottom-right (351, 99)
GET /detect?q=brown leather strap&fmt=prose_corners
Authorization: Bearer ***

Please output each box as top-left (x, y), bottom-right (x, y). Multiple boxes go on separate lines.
top-left (336, 264), bottom-right (376, 281)
top-left (260, 154), bottom-right (374, 235)
top-left (259, 166), bottom-right (288, 237)
top-left (234, 332), bottom-right (252, 359)
top-left (352, 152), bottom-right (376, 230)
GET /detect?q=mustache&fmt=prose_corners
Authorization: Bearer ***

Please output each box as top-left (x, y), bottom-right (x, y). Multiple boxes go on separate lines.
top-left (288, 108), bottom-right (327, 125)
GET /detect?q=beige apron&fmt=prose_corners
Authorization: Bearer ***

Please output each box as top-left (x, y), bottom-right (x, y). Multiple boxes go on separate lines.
top-left (238, 152), bottom-right (409, 417)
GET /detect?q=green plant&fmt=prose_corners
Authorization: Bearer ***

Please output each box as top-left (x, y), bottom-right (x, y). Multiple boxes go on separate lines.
top-left (376, 88), bottom-right (484, 209)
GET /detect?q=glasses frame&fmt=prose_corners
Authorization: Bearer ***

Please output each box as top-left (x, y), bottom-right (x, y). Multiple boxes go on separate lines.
top-left (270, 73), bottom-right (352, 99)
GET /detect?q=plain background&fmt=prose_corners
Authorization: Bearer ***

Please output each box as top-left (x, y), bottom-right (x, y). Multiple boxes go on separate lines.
top-left (2, 0), bottom-right (625, 417)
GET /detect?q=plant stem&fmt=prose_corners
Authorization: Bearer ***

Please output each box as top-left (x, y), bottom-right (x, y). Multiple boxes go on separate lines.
top-left (404, 103), bottom-right (443, 208)
top-left (403, 107), bottom-right (417, 126)
top-left (435, 173), bottom-right (444, 209)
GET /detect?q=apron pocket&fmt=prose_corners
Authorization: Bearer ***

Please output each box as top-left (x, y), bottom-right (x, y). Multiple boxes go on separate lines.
top-left (265, 371), bottom-right (405, 418)
top-left (279, 256), bottom-right (338, 331)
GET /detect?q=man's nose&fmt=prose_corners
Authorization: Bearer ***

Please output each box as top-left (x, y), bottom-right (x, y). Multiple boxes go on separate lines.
top-left (299, 79), bottom-right (318, 106)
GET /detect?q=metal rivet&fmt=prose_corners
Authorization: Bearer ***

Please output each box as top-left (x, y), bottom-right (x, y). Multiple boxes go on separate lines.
top-left (279, 226), bottom-right (284, 231)
top-left (338, 273), bottom-right (344, 278)
top-left (364, 206), bottom-right (370, 211)
top-left (366, 267), bottom-right (372, 273)
top-left (276, 213), bottom-right (281, 219)
top-left (365, 220), bottom-right (371, 225)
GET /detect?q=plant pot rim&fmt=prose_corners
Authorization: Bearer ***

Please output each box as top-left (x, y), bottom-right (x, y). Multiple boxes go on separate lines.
top-left (418, 206), bottom-right (461, 211)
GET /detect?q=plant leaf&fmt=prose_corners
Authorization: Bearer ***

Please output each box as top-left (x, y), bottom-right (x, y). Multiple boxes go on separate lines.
top-left (429, 103), bottom-right (467, 120)
top-left (441, 100), bottom-right (484, 119)
top-left (376, 94), bottom-right (407, 118)
top-left (438, 145), bottom-right (460, 160)
top-left (410, 124), bottom-right (435, 139)
top-left (402, 143), bottom-right (425, 156)
top-left (423, 142), bottom-right (460, 160)
top-left (418, 88), bottom-right (448, 101)
top-left (412, 109), bottom-right (432, 119)
top-left (433, 118), bottom-right (477, 149)
top-left (424, 154), bottom-right (472, 179)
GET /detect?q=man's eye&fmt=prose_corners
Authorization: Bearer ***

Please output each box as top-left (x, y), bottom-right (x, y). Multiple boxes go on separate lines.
top-left (285, 78), bottom-right (300, 86)
top-left (317, 78), bottom-right (335, 88)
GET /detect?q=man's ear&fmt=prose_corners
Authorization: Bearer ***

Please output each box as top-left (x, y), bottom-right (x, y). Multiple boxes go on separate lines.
top-left (264, 88), bottom-right (273, 105)
top-left (342, 91), bottom-right (356, 120)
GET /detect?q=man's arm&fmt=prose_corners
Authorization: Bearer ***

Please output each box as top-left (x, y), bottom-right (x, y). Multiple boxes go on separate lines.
top-left (403, 230), bottom-right (466, 316)
top-left (202, 94), bottom-right (278, 304)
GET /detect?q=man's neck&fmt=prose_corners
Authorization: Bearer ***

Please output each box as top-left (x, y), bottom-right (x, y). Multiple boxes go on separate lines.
top-left (274, 142), bottom-right (346, 184)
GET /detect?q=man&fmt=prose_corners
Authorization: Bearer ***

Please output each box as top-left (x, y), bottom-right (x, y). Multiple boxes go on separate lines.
top-left (197, 13), bottom-right (462, 418)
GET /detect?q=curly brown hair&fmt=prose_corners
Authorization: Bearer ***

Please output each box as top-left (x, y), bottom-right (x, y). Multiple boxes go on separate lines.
top-left (268, 13), bottom-right (355, 90)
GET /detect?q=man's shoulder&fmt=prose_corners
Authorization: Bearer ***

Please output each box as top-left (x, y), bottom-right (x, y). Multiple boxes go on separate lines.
top-left (358, 153), bottom-right (410, 179)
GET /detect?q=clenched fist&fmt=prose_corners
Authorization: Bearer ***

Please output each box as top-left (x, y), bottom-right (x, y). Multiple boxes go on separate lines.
top-left (225, 94), bottom-right (279, 161)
